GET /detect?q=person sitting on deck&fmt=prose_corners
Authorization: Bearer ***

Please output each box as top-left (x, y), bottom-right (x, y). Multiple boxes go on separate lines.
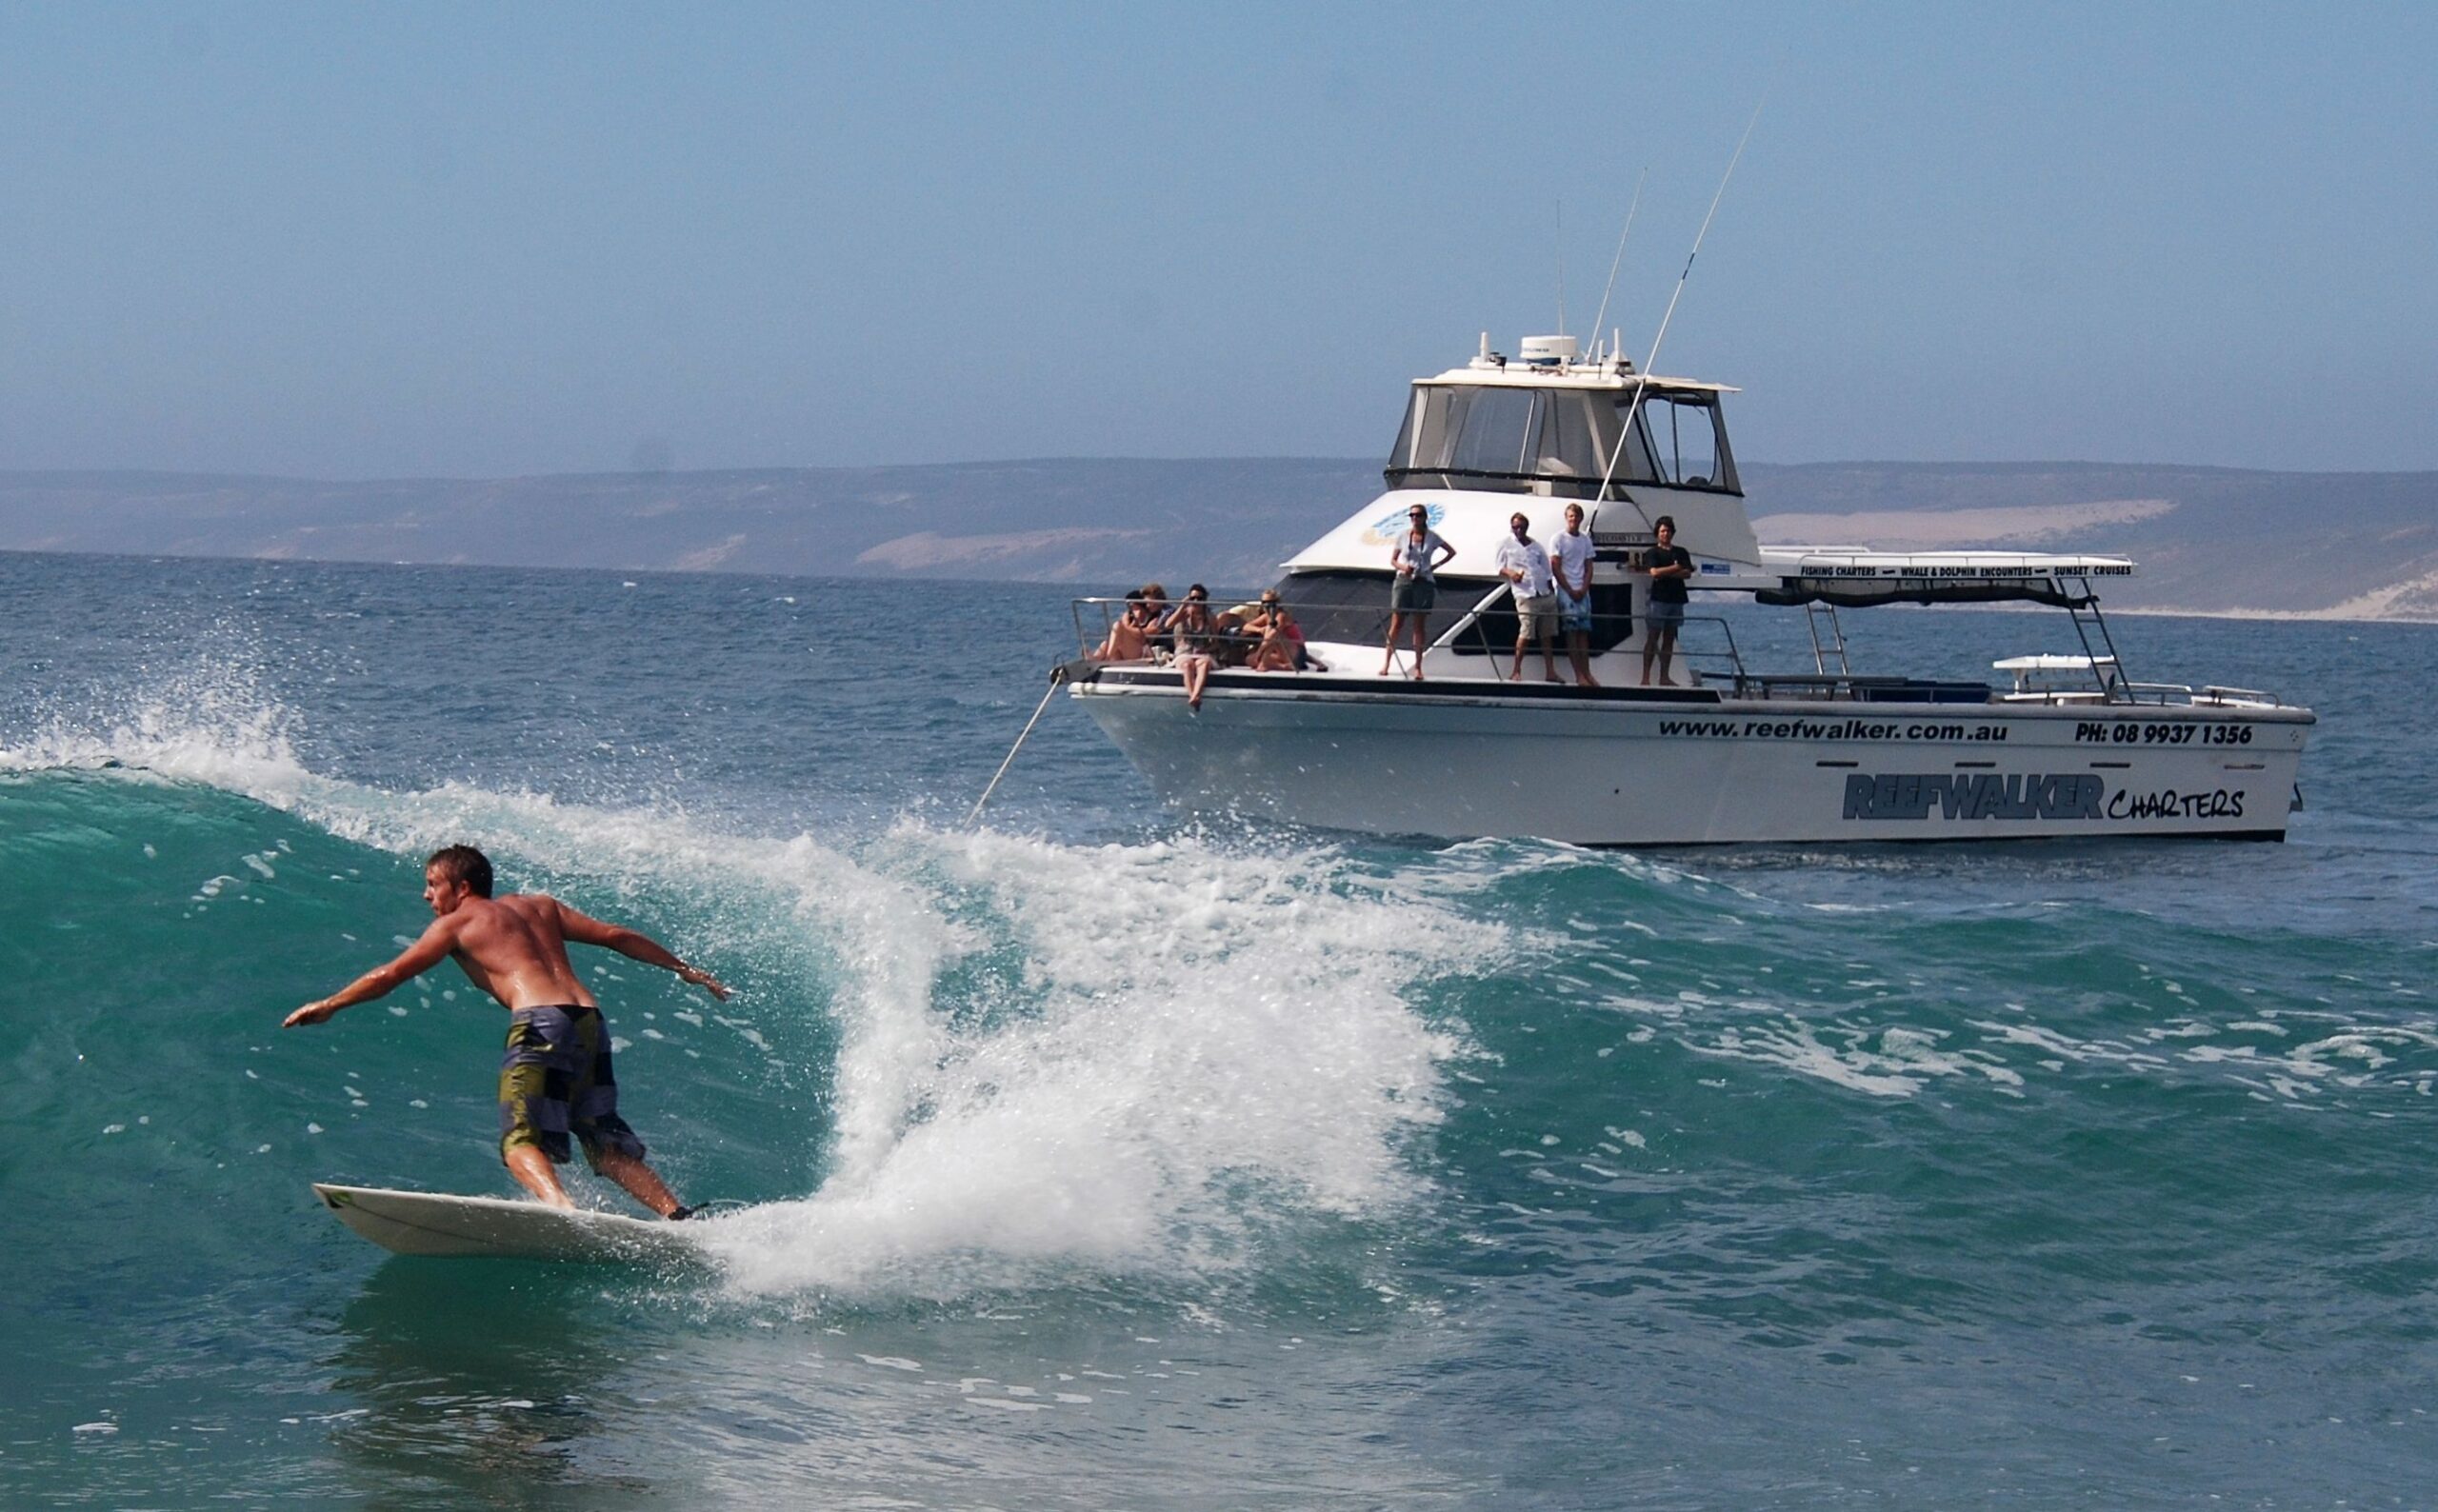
top-left (1163, 584), bottom-right (1220, 711)
top-left (1137, 583), bottom-right (1172, 656)
top-left (1089, 589), bottom-right (1159, 662)
top-left (1245, 591), bottom-right (1312, 672)
top-left (1213, 602), bottom-right (1264, 666)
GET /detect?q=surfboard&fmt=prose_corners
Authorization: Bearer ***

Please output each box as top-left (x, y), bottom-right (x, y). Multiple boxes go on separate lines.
top-left (311, 1183), bottom-right (708, 1264)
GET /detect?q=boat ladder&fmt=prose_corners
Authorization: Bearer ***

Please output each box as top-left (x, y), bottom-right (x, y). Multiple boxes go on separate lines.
top-left (1805, 601), bottom-right (1851, 677)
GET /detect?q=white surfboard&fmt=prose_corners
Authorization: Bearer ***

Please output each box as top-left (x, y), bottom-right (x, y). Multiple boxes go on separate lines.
top-left (312, 1183), bottom-right (708, 1264)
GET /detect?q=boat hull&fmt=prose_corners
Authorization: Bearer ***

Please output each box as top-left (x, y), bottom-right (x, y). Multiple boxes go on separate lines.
top-left (1074, 673), bottom-right (2311, 845)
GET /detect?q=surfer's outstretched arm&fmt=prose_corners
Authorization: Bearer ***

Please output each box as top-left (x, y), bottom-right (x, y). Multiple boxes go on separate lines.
top-left (551, 900), bottom-right (731, 1001)
top-left (285, 918), bottom-right (458, 1026)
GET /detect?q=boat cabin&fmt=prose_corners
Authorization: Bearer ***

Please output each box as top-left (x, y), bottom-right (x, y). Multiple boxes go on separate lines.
top-left (1385, 334), bottom-right (1741, 500)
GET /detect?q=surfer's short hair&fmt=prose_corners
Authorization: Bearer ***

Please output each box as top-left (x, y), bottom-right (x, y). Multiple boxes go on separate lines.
top-left (426, 845), bottom-right (493, 898)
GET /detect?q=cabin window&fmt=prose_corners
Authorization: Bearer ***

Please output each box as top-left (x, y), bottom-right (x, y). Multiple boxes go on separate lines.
top-left (1387, 384), bottom-right (1734, 495)
top-left (1631, 392), bottom-right (1735, 490)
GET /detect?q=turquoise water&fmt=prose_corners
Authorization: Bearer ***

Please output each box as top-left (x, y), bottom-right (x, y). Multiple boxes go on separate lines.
top-left (2, 550), bottom-right (2433, 1508)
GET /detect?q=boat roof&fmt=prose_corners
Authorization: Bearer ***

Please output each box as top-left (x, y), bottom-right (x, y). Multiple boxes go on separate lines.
top-left (1749, 546), bottom-right (2136, 581)
top-left (1415, 362), bottom-right (1738, 394)
top-left (1719, 546), bottom-right (2135, 607)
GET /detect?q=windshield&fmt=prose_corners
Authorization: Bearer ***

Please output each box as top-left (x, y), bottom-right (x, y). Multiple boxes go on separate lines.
top-left (1386, 383), bottom-right (1737, 497)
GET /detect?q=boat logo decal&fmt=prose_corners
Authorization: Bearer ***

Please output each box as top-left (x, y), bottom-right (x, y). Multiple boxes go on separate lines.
top-left (1843, 772), bottom-right (2106, 822)
top-left (1841, 772), bottom-right (2249, 824)
top-left (1359, 502), bottom-right (1444, 547)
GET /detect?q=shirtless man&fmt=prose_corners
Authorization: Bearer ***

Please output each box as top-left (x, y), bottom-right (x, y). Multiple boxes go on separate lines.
top-left (284, 844), bottom-right (729, 1218)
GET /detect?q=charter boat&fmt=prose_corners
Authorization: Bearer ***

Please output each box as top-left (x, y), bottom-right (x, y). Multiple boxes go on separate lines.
top-left (1061, 334), bottom-right (2311, 845)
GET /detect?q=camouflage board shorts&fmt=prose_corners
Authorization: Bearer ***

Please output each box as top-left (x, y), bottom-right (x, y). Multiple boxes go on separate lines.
top-left (498, 1005), bottom-right (648, 1164)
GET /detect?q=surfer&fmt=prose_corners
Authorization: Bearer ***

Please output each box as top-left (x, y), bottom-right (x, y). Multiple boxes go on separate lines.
top-left (283, 844), bottom-right (729, 1220)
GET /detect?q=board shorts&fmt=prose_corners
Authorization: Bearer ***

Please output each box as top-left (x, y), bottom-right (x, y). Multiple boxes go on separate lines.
top-left (498, 1005), bottom-right (648, 1165)
top-left (1646, 598), bottom-right (1686, 627)
top-left (1515, 592), bottom-right (1557, 639)
top-left (1556, 587), bottom-right (1592, 634)
top-left (1390, 577), bottom-right (1436, 614)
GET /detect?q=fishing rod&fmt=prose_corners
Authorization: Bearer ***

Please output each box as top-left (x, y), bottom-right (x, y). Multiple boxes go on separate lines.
top-left (1585, 168), bottom-right (1648, 361)
top-left (1591, 101), bottom-right (1765, 535)
top-left (1554, 198), bottom-right (1566, 337)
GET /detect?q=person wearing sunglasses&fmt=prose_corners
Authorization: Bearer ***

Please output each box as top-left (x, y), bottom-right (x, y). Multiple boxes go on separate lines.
top-left (1163, 584), bottom-right (1219, 710)
top-left (1382, 505), bottom-right (1455, 679)
top-left (1089, 588), bottom-right (1158, 662)
top-left (1246, 590), bottom-right (1308, 672)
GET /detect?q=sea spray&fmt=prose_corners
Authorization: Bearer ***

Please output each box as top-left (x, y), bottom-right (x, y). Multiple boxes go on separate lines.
top-left (706, 826), bottom-right (1489, 1296)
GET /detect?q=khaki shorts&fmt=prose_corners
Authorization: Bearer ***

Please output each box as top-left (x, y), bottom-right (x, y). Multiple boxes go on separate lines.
top-left (1516, 593), bottom-right (1557, 640)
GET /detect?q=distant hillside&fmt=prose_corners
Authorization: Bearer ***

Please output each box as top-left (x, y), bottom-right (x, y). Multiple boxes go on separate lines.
top-left (2, 459), bottom-right (2431, 619)
top-left (0, 461), bottom-right (1381, 592)
top-left (1741, 462), bottom-right (2438, 621)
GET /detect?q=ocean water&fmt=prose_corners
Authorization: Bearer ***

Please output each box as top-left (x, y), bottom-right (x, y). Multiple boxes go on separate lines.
top-left (1, 549), bottom-right (2432, 1509)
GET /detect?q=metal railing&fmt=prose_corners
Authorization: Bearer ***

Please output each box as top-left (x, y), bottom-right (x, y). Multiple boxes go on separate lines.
top-left (1068, 593), bottom-right (1751, 686)
top-left (1063, 596), bottom-right (2283, 709)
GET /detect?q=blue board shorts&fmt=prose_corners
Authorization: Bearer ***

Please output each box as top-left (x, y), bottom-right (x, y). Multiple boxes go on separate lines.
top-left (1556, 587), bottom-right (1592, 634)
top-left (498, 1005), bottom-right (647, 1165)
top-left (1646, 598), bottom-right (1686, 627)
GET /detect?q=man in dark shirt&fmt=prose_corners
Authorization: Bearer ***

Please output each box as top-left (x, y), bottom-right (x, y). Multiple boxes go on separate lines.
top-left (1641, 515), bottom-right (1694, 687)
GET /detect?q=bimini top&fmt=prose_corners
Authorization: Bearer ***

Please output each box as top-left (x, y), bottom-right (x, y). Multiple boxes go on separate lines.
top-left (1729, 545), bottom-right (2137, 607)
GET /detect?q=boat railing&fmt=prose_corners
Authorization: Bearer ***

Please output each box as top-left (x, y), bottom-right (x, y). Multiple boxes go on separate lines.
top-left (1069, 595), bottom-right (1757, 685)
top-left (2121, 681), bottom-right (2198, 705)
top-left (1065, 598), bottom-right (2294, 711)
top-left (1669, 615), bottom-right (1749, 687)
top-left (2196, 685), bottom-right (2285, 708)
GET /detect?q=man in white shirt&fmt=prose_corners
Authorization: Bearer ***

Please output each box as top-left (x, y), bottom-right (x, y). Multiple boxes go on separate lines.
top-left (1495, 512), bottom-right (1559, 683)
top-left (1550, 502), bottom-right (1599, 687)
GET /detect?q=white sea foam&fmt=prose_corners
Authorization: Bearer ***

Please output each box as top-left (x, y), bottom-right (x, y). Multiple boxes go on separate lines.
top-left (705, 824), bottom-right (1485, 1296)
top-left (1690, 1018), bottom-right (2021, 1099)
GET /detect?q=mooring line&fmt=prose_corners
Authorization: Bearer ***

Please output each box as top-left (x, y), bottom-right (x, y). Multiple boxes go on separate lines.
top-left (966, 672), bottom-right (1066, 828)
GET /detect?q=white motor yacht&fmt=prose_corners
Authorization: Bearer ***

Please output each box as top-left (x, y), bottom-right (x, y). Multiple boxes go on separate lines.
top-left (1063, 334), bottom-right (2311, 845)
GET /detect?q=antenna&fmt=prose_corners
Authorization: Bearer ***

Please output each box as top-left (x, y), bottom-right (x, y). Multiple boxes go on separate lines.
top-left (1586, 169), bottom-right (1648, 355)
top-left (1591, 101), bottom-right (1765, 533)
top-left (1554, 198), bottom-right (1566, 337)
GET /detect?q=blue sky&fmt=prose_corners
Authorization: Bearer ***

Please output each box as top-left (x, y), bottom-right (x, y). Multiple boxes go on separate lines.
top-left (0, 3), bottom-right (2430, 478)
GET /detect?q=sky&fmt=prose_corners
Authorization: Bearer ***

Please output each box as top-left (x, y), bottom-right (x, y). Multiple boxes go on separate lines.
top-left (0, 3), bottom-right (2431, 479)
